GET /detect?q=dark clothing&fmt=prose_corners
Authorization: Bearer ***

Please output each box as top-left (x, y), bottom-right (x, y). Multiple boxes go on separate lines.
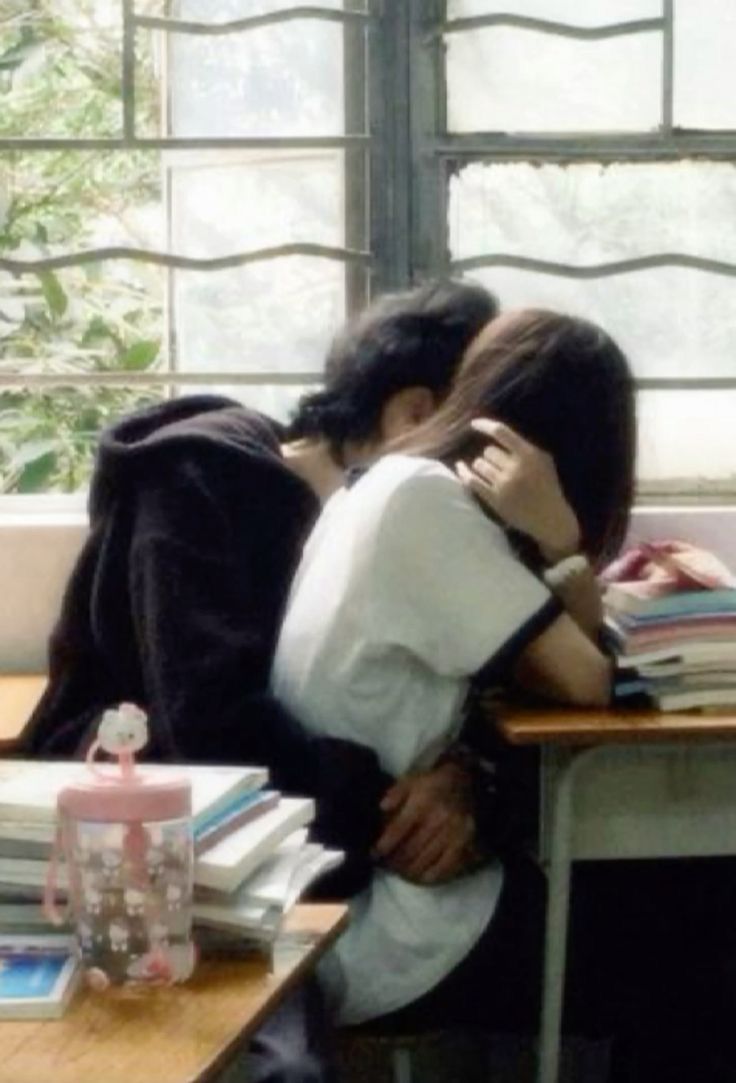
top-left (20, 396), bottom-right (389, 888)
top-left (243, 981), bottom-right (337, 1083)
top-left (568, 858), bottom-right (736, 1083)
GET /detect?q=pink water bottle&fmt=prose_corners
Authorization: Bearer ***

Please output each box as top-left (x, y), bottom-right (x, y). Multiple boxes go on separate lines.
top-left (44, 704), bottom-right (196, 989)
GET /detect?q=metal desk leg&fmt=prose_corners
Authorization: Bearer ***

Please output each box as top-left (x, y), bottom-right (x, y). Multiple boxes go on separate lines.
top-left (537, 749), bottom-right (578, 1083)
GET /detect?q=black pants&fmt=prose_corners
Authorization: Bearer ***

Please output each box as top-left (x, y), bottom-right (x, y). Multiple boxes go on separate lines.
top-left (242, 979), bottom-right (338, 1083)
top-left (566, 858), bottom-right (736, 1083)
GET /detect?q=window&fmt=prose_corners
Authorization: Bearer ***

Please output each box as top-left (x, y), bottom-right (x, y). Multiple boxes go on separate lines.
top-left (1, 0), bottom-right (735, 498)
top-left (0, 0), bottom-right (372, 491)
top-left (416, 0), bottom-right (736, 497)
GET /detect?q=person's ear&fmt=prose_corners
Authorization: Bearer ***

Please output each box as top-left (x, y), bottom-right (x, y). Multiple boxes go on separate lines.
top-left (379, 386), bottom-right (437, 443)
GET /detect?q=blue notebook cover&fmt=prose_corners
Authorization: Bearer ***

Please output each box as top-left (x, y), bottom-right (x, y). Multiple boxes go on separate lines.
top-left (0, 952), bottom-right (68, 999)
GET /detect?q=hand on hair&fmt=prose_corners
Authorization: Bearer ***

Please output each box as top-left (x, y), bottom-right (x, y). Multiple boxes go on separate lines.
top-left (456, 417), bottom-right (581, 564)
top-left (371, 761), bottom-right (480, 885)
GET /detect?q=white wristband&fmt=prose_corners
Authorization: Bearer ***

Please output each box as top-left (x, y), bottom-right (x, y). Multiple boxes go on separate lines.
top-left (543, 553), bottom-right (590, 590)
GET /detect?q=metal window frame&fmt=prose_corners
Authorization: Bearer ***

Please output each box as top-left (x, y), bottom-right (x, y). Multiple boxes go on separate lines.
top-left (401, 0), bottom-right (736, 499)
top-left (0, 1), bottom-right (376, 396)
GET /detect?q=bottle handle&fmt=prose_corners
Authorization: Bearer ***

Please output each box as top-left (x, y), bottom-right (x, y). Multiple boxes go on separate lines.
top-left (42, 820), bottom-right (67, 927)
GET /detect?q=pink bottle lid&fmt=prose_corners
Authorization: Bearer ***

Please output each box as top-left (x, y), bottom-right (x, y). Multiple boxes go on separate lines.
top-left (58, 774), bottom-right (190, 823)
top-left (58, 703), bottom-right (191, 823)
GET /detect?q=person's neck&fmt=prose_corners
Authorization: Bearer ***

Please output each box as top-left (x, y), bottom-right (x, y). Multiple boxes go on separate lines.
top-left (281, 436), bottom-right (382, 505)
top-left (280, 439), bottom-right (345, 504)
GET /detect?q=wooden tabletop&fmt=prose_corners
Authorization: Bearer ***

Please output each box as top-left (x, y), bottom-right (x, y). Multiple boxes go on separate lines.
top-left (498, 704), bottom-right (736, 746)
top-left (0, 674), bottom-right (45, 752)
top-left (0, 903), bottom-right (348, 1083)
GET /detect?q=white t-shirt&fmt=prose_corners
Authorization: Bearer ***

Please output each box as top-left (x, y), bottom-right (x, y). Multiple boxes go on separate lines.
top-left (272, 454), bottom-right (556, 1023)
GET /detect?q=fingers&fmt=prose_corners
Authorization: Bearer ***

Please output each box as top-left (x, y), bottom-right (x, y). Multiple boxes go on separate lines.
top-left (470, 416), bottom-right (529, 454)
top-left (372, 797), bottom-right (421, 859)
top-left (418, 837), bottom-right (473, 885)
top-left (379, 778), bottom-right (411, 814)
top-left (388, 814), bottom-right (476, 884)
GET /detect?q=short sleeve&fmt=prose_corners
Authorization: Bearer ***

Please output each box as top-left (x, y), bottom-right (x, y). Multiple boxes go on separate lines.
top-left (371, 465), bottom-right (560, 679)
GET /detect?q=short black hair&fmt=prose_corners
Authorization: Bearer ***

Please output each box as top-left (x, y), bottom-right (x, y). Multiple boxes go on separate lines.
top-left (288, 279), bottom-right (498, 453)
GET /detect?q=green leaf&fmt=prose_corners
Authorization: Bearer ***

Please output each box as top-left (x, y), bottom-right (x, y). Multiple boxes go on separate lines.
top-left (8, 440), bottom-right (59, 494)
top-left (9, 439), bottom-right (59, 471)
top-left (119, 339), bottom-right (159, 371)
top-left (16, 451), bottom-right (58, 493)
top-left (81, 315), bottom-right (113, 346)
top-left (38, 271), bottom-right (68, 319)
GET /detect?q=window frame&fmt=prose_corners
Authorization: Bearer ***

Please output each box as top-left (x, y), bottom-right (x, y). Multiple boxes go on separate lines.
top-left (1, 1), bottom-right (735, 501)
top-left (403, 0), bottom-right (736, 501)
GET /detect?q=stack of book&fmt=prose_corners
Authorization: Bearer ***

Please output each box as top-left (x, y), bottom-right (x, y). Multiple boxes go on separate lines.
top-left (605, 584), bottom-right (736, 711)
top-left (0, 759), bottom-right (341, 1014)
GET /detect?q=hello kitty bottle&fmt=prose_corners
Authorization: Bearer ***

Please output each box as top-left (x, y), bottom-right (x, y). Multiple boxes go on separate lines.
top-left (43, 704), bottom-right (196, 989)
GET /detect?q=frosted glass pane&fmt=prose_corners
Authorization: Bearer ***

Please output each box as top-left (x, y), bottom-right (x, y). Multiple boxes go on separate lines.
top-left (450, 162), bottom-right (736, 379)
top-left (169, 151), bottom-right (344, 256)
top-left (638, 391), bottom-right (736, 484)
top-left (179, 383), bottom-right (309, 426)
top-left (674, 0), bottom-right (736, 129)
top-left (166, 0), bottom-right (353, 14)
top-left (447, 1), bottom-right (659, 21)
top-left (446, 28), bottom-right (661, 132)
top-left (174, 258), bottom-right (345, 374)
top-left (169, 1), bottom-right (346, 137)
top-left (450, 161), bottom-right (736, 263)
top-left (460, 266), bottom-right (736, 382)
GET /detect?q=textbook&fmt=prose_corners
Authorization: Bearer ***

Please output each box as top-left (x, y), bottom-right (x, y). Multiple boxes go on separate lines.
top-left (604, 584), bottom-right (736, 618)
top-left (0, 800), bottom-right (315, 895)
top-left (0, 760), bottom-right (268, 834)
top-left (0, 790), bottom-right (280, 863)
top-left (193, 842), bottom-right (343, 937)
top-left (0, 934), bottom-right (80, 1019)
top-left (194, 790), bottom-right (280, 855)
top-left (194, 797), bottom-right (315, 893)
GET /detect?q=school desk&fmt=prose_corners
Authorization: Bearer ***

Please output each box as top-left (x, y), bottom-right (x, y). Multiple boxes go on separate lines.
top-left (0, 902), bottom-right (347, 1083)
top-left (498, 705), bottom-right (736, 1083)
top-left (0, 673), bottom-right (45, 752)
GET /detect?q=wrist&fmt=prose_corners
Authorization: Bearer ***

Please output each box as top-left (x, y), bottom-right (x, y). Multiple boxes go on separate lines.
top-left (543, 552), bottom-right (591, 590)
top-left (539, 530), bottom-right (580, 565)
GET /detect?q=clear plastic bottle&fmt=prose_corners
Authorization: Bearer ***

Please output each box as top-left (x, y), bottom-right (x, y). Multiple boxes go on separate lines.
top-left (44, 704), bottom-right (196, 989)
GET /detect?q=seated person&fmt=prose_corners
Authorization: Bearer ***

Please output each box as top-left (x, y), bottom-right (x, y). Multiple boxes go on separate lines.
top-left (272, 307), bottom-right (633, 1035)
top-left (20, 279), bottom-right (499, 887)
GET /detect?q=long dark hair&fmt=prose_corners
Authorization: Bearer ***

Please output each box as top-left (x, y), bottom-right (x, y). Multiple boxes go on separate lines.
top-left (397, 309), bottom-right (636, 565)
top-left (288, 279), bottom-right (498, 457)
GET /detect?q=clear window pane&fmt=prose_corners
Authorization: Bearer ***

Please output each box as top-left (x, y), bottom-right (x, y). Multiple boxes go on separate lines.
top-left (446, 1), bottom-right (660, 21)
top-left (674, 0), bottom-right (736, 130)
top-left (450, 161), bottom-right (736, 380)
top-left (173, 257), bottom-right (347, 375)
top-left (446, 27), bottom-right (662, 133)
top-left (0, 386), bottom-right (163, 494)
top-left (0, 1), bottom-right (122, 138)
top-left (167, 0), bottom-right (350, 138)
top-left (0, 259), bottom-right (166, 376)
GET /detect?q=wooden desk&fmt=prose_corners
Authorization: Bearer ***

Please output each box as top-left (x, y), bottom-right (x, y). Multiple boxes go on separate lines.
top-left (0, 903), bottom-right (347, 1083)
top-left (497, 706), bottom-right (736, 1083)
top-left (499, 704), bottom-right (736, 746)
top-left (0, 674), bottom-right (46, 752)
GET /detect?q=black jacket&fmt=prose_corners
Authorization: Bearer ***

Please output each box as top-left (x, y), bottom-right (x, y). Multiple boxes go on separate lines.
top-left (21, 396), bottom-right (390, 891)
